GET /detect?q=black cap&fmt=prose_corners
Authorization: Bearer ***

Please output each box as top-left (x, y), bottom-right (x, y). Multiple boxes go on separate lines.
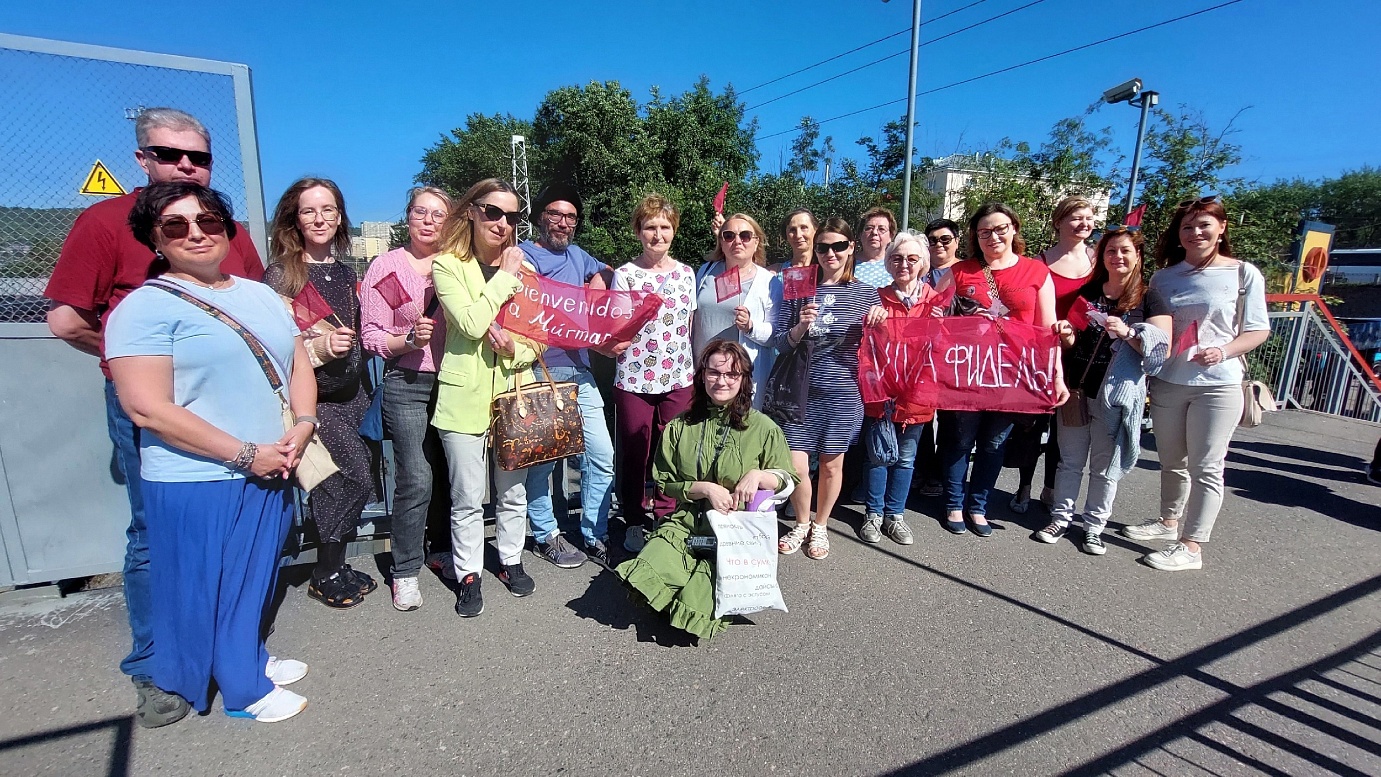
top-left (533, 182), bottom-right (582, 217)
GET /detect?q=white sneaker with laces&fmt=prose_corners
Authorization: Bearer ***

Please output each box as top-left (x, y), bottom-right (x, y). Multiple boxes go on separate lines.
top-left (1143, 541), bottom-right (1202, 571)
top-left (227, 687), bottom-right (307, 722)
top-left (1120, 519), bottom-right (1178, 542)
top-left (392, 576), bottom-right (422, 611)
top-left (265, 657), bottom-right (308, 686)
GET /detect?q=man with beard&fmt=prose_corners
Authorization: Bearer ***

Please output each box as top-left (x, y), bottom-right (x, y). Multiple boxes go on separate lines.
top-left (852, 206), bottom-right (897, 288)
top-left (518, 183), bottom-right (618, 568)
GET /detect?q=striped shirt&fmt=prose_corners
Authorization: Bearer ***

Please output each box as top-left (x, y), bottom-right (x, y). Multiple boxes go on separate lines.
top-left (773, 279), bottom-right (880, 395)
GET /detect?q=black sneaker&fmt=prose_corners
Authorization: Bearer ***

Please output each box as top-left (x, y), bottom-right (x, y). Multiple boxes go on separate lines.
top-left (133, 678), bottom-right (190, 729)
top-left (498, 563), bottom-right (536, 597)
top-left (1081, 531), bottom-right (1107, 555)
top-left (585, 540), bottom-right (611, 570)
top-left (455, 573), bottom-right (484, 617)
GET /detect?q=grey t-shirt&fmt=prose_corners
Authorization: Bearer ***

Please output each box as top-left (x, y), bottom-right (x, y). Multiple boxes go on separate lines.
top-left (1147, 260), bottom-right (1269, 386)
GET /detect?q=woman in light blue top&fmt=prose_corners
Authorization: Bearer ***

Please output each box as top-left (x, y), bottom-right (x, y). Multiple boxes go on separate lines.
top-left (694, 212), bottom-right (780, 406)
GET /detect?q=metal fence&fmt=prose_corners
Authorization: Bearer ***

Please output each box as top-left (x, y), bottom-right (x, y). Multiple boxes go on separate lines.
top-left (1264, 304), bottom-right (1381, 422)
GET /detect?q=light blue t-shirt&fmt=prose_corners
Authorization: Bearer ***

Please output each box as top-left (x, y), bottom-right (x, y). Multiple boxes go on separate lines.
top-left (853, 259), bottom-right (892, 289)
top-left (518, 240), bottom-right (609, 370)
top-left (105, 277), bottom-right (299, 482)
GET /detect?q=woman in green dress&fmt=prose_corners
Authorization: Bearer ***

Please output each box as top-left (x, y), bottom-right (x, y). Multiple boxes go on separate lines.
top-left (615, 339), bottom-right (797, 640)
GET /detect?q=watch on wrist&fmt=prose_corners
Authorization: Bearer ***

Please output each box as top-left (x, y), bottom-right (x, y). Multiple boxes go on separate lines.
top-left (294, 415), bottom-right (320, 431)
top-left (405, 327), bottom-right (417, 347)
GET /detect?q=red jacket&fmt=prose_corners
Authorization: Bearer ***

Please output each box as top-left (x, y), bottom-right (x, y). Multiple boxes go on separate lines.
top-left (863, 284), bottom-right (939, 426)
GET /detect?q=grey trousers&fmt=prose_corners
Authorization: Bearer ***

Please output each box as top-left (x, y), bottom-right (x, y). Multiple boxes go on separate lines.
top-left (440, 430), bottom-right (528, 577)
top-left (1148, 378), bottom-right (1243, 543)
top-left (1050, 396), bottom-right (1118, 533)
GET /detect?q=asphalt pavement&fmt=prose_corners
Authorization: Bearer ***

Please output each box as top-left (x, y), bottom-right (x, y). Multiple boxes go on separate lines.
top-left (1, 410), bottom-right (1378, 776)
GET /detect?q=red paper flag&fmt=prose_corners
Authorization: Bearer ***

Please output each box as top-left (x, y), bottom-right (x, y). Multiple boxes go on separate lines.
top-left (1174, 319), bottom-right (1200, 357)
top-left (1125, 204), bottom-right (1147, 228)
top-left (712, 182), bottom-right (729, 214)
top-left (1067, 296), bottom-right (1094, 331)
top-left (715, 265), bottom-right (742, 303)
top-left (782, 265), bottom-right (817, 301)
top-left (372, 272), bottom-right (413, 311)
top-left (291, 281), bottom-right (339, 331)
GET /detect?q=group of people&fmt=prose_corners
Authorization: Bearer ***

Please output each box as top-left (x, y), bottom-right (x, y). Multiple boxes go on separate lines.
top-left (44, 107), bottom-right (1270, 726)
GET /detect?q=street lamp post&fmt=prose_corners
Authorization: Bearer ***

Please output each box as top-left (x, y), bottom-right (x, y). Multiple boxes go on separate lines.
top-left (887, 0), bottom-right (922, 230)
top-left (1104, 78), bottom-right (1159, 218)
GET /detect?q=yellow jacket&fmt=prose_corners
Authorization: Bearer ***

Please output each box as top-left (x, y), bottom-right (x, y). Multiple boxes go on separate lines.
top-left (431, 251), bottom-right (542, 435)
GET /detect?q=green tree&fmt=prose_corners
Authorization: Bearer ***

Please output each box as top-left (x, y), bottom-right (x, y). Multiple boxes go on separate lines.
top-left (416, 112), bottom-right (536, 201)
top-left (1129, 106), bottom-right (1245, 254)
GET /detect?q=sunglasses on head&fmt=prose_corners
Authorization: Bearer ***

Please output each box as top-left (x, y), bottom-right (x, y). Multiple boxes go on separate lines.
top-left (473, 201), bottom-right (523, 226)
top-left (814, 240), bottom-right (850, 255)
top-left (141, 145), bottom-right (213, 167)
top-left (155, 213), bottom-right (226, 240)
top-left (1177, 194), bottom-right (1222, 209)
top-left (720, 229), bottom-right (755, 243)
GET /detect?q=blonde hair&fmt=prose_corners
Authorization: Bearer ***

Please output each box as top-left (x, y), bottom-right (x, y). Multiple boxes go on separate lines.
top-left (407, 185), bottom-right (454, 213)
top-left (711, 212), bottom-right (768, 267)
top-left (631, 192), bottom-right (681, 232)
top-left (1051, 195), bottom-right (1095, 237)
top-left (437, 178), bottom-right (517, 261)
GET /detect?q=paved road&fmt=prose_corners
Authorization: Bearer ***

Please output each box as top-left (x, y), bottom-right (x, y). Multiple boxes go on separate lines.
top-left (2, 411), bottom-right (1378, 776)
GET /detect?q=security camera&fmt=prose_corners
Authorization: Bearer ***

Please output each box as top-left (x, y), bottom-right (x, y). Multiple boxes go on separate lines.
top-left (1103, 78), bottom-right (1143, 105)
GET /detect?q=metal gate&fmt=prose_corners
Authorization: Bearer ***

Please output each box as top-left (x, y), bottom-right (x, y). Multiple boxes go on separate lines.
top-left (0, 33), bottom-right (267, 586)
top-left (1264, 298), bottom-right (1381, 423)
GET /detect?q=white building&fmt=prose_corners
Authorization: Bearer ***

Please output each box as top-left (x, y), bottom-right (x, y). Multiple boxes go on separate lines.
top-left (360, 220), bottom-right (394, 241)
top-left (921, 153), bottom-right (1112, 222)
top-left (349, 235), bottom-right (390, 261)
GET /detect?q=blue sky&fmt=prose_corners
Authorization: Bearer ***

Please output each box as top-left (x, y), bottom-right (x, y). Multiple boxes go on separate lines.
top-left (2, 0), bottom-right (1374, 222)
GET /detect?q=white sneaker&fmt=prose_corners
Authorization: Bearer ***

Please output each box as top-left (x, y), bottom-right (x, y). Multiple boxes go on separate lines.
top-left (227, 687), bottom-right (307, 722)
top-left (1120, 519), bottom-right (1178, 542)
top-left (264, 657), bottom-right (308, 686)
top-left (392, 576), bottom-right (422, 611)
top-left (1143, 541), bottom-right (1202, 571)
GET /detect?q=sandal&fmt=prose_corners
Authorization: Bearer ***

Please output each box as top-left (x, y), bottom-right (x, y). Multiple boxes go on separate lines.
top-left (341, 564), bottom-right (377, 596)
top-left (778, 523), bottom-right (810, 555)
top-left (805, 523), bottom-right (830, 560)
top-left (308, 572), bottom-right (365, 609)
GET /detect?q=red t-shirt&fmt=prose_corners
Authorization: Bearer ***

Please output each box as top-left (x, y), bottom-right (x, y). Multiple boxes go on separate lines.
top-left (1049, 267), bottom-right (1093, 320)
top-left (950, 257), bottom-right (1051, 326)
top-left (44, 189), bottom-right (265, 377)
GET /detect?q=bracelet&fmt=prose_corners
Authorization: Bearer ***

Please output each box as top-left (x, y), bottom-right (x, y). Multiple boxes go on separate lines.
top-left (405, 327), bottom-right (417, 347)
top-left (294, 415), bottom-right (320, 431)
top-left (225, 441), bottom-right (257, 472)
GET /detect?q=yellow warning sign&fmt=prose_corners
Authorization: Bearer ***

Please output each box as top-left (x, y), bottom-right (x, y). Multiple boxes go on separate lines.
top-left (80, 161), bottom-right (127, 196)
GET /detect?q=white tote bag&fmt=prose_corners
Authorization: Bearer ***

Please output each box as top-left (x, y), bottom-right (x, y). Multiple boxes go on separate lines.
top-left (707, 509), bottom-right (788, 618)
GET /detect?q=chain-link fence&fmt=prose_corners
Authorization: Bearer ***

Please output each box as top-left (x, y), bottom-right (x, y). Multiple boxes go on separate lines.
top-left (0, 33), bottom-right (265, 323)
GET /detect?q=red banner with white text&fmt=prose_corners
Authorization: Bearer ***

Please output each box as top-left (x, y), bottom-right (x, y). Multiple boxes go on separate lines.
top-left (496, 271), bottom-right (664, 350)
top-left (858, 316), bottom-right (1061, 413)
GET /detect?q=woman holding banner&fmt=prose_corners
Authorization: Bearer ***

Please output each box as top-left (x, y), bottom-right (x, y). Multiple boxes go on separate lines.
top-left (1122, 197), bottom-right (1269, 571)
top-left (694, 213), bottom-right (780, 407)
top-left (773, 217), bottom-right (881, 560)
top-left (1036, 226), bottom-right (1165, 554)
top-left (265, 178), bottom-right (377, 609)
top-left (615, 340), bottom-right (797, 640)
top-left (432, 178), bottom-right (543, 616)
top-left (934, 203), bottom-right (1068, 537)
top-left (612, 194), bottom-right (698, 554)
top-left (857, 230), bottom-right (942, 545)
top-left (360, 186), bottom-right (452, 611)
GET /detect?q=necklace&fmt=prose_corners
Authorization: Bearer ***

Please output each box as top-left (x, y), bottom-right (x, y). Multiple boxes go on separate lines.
top-left (167, 273), bottom-right (230, 290)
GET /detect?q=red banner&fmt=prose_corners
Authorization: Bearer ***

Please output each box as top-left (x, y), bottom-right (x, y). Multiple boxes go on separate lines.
top-left (858, 316), bottom-right (1061, 413)
top-left (496, 271), bottom-right (664, 350)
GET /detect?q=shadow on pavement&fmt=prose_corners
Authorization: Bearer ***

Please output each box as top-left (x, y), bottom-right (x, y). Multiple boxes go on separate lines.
top-left (0, 716), bottom-right (133, 777)
top-left (1227, 465), bottom-right (1378, 532)
top-left (565, 569), bottom-right (699, 648)
top-left (1233, 439), bottom-right (1370, 470)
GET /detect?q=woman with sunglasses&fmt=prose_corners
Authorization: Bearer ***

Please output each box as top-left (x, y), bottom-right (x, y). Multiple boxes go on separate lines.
top-left (1007, 197), bottom-right (1100, 515)
top-left (769, 208), bottom-right (818, 272)
top-left (360, 186), bottom-right (453, 611)
top-left (774, 217), bottom-right (881, 560)
top-left (265, 178), bottom-right (376, 609)
top-left (106, 181), bottom-right (315, 722)
top-left (431, 178), bottom-right (543, 615)
top-left (858, 229), bottom-right (942, 545)
top-left (935, 203), bottom-right (1068, 537)
top-left (923, 218), bottom-right (963, 285)
top-left (611, 193), bottom-right (698, 554)
top-left (694, 213), bottom-right (780, 407)
top-left (1038, 227), bottom-right (1166, 555)
top-left (1122, 197), bottom-right (1269, 571)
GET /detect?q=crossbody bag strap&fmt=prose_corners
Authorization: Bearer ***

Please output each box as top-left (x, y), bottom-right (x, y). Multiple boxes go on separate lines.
top-left (980, 264), bottom-right (1002, 309)
top-left (144, 279), bottom-right (288, 393)
top-left (1233, 261), bottom-right (1250, 373)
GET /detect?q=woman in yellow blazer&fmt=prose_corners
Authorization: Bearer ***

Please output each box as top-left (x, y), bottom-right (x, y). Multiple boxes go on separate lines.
top-left (431, 178), bottom-right (543, 617)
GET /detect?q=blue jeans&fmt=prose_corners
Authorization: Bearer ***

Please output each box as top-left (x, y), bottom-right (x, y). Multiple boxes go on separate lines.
top-left (525, 365), bottom-right (615, 546)
top-left (381, 368), bottom-right (449, 578)
top-left (106, 380), bottom-right (153, 681)
top-left (864, 419), bottom-right (926, 515)
top-left (937, 410), bottom-right (1015, 516)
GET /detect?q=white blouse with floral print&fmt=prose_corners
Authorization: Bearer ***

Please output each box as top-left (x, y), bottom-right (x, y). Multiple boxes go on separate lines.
top-left (611, 260), bottom-right (697, 394)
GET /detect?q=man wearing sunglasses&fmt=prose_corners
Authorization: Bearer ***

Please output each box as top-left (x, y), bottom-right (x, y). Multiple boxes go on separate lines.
top-left (43, 107), bottom-right (264, 729)
top-left (517, 182), bottom-right (619, 570)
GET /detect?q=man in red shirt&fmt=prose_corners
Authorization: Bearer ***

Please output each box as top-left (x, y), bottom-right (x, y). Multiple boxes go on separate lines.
top-left (44, 107), bottom-right (264, 728)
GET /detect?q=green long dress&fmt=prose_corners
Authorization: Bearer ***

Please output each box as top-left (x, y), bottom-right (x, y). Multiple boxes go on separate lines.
top-left (614, 406), bottom-right (796, 639)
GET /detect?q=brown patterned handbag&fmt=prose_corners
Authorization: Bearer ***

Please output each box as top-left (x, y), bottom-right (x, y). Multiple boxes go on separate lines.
top-left (490, 353), bottom-right (586, 471)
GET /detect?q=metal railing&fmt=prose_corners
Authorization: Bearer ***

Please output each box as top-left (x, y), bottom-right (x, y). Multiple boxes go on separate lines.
top-left (1263, 296), bottom-right (1381, 422)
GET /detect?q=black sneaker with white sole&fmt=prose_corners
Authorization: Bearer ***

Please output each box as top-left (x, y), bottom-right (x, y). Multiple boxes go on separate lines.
top-left (455, 573), bottom-right (484, 617)
top-left (1033, 523), bottom-right (1066, 544)
top-left (1081, 531), bottom-right (1107, 555)
top-left (584, 540), bottom-right (612, 569)
top-left (499, 563), bottom-right (536, 597)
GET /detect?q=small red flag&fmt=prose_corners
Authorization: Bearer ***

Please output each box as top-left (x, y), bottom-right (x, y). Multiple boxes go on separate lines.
top-left (1067, 296), bottom-right (1094, 331)
top-left (712, 182), bottom-right (729, 214)
top-left (372, 272), bottom-right (413, 311)
top-left (782, 265), bottom-right (816, 301)
top-left (1174, 319), bottom-right (1200, 356)
top-left (715, 265), bottom-right (742, 303)
top-left (291, 281), bottom-right (338, 331)
top-left (1125, 204), bottom-right (1147, 228)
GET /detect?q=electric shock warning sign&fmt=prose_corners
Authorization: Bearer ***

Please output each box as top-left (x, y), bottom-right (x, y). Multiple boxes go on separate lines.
top-left (80, 160), bottom-right (126, 196)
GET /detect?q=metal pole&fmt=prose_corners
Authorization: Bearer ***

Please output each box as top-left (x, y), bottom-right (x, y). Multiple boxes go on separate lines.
top-left (900, 0), bottom-right (922, 230)
top-left (1123, 90), bottom-right (1157, 217)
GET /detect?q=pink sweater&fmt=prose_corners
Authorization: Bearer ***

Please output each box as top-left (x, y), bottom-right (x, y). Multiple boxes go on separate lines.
top-left (360, 247), bottom-right (445, 372)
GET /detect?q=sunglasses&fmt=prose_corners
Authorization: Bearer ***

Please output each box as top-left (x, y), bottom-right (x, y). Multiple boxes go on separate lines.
top-left (814, 240), bottom-right (850, 255)
top-left (473, 201), bottom-right (523, 226)
top-left (720, 229), bottom-right (755, 244)
top-left (155, 213), bottom-right (226, 240)
top-left (927, 235), bottom-right (956, 246)
top-left (1176, 194), bottom-right (1222, 208)
top-left (140, 145), bottom-right (213, 167)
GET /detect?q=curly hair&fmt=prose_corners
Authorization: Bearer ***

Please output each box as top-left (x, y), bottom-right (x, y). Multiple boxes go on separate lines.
top-left (685, 339), bottom-right (755, 431)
